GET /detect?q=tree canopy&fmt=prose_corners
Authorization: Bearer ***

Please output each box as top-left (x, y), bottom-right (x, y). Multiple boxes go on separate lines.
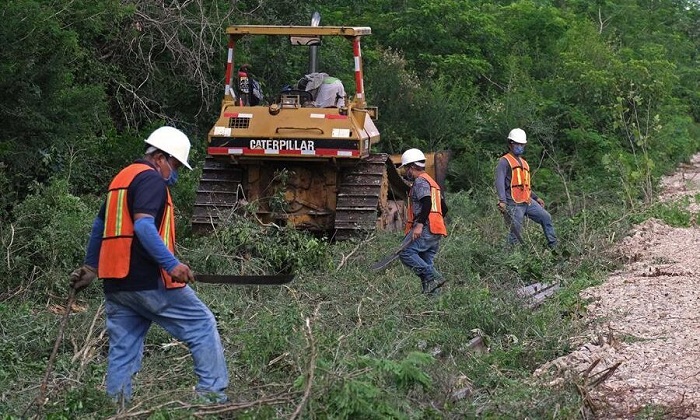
top-left (0, 0), bottom-right (698, 212)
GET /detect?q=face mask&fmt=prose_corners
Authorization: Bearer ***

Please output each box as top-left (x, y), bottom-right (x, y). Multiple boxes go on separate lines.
top-left (403, 167), bottom-right (415, 181)
top-left (166, 167), bottom-right (179, 186)
top-left (513, 145), bottom-right (525, 156)
top-left (162, 159), bottom-right (179, 186)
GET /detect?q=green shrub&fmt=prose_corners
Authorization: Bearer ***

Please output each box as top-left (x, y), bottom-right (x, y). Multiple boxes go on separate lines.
top-left (2, 178), bottom-right (98, 296)
top-left (182, 216), bottom-right (331, 275)
top-left (630, 200), bottom-right (693, 227)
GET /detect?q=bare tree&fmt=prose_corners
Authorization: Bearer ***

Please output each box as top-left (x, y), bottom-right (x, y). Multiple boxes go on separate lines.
top-left (109, 0), bottom-right (239, 129)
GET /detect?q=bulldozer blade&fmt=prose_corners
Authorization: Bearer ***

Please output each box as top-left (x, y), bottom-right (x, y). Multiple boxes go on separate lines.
top-left (370, 232), bottom-right (413, 271)
top-left (195, 274), bottom-right (294, 285)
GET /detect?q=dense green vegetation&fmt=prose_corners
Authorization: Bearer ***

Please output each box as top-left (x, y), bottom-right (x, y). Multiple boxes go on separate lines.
top-left (1, 0), bottom-right (699, 417)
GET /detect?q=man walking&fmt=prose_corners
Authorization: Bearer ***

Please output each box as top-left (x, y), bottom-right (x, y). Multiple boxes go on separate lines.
top-left (495, 128), bottom-right (557, 248)
top-left (399, 148), bottom-right (448, 295)
top-left (70, 126), bottom-right (228, 405)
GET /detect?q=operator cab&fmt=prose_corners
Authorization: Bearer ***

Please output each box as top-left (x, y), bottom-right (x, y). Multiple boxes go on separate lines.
top-left (278, 88), bottom-right (313, 108)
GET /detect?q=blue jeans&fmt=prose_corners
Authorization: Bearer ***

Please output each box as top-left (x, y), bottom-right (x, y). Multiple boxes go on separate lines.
top-left (506, 200), bottom-right (557, 247)
top-left (104, 281), bottom-right (228, 403)
top-left (399, 229), bottom-right (442, 282)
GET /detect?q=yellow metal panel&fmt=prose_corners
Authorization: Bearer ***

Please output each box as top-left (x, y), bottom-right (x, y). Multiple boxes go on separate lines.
top-left (226, 26), bottom-right (371, 37)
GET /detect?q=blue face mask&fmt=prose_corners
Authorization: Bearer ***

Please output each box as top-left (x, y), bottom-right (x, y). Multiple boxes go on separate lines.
top-left (166, 168), bottom-right (178, 186)
top-left (164, 160), bottom-right (179, 186)
top-left (513, 145), bottom-right (525, 156)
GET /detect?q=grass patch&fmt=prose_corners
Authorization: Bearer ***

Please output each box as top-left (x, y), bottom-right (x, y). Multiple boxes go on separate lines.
top-left (0, 185), bottom-right (668, 418)
top-left (630, 200), bottom-right (693, 227)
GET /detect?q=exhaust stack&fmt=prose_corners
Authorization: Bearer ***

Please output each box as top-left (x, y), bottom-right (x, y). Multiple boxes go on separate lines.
top-left (308, 12), bottom-right (320, 73)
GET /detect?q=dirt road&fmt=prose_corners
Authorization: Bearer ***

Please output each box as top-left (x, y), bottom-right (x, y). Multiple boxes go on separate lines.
top-left (536, 154), bottom-right (700, 418)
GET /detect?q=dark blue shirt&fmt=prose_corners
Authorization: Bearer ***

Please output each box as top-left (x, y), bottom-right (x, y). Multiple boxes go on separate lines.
top-left (101, 159), bottom-right (169, 293)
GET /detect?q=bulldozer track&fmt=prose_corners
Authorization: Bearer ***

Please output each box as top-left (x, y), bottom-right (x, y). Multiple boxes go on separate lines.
top-left (334, 153), bottom-right (392, 240)
top-left (192, 156), bottom-right (243, 231)
top-left (193, 154), bottom-right (408, 238)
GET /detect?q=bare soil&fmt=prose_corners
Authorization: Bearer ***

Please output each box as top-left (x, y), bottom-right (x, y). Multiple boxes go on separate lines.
top-left (535, 154), bottom-right (700, 419)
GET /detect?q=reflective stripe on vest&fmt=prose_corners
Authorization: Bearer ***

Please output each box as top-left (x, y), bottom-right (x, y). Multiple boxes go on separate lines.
top-left (502, 153), bottom-right (531, 204)
top-left (404, 173), bottom-right (448, 236)
top-left (98, 163), bottom-right (184, 289)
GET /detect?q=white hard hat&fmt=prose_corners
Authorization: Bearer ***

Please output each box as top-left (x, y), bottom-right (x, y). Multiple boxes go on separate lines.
top-left (400, 148), bottom-right (426, 168)
top-left (144, 126), bottom-right (192, 170)
top-left (507, 128), bottom-right (527, 144)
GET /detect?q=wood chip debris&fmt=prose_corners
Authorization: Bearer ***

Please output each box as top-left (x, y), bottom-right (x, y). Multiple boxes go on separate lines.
top-left (534, 153), bottom-right (700, 418)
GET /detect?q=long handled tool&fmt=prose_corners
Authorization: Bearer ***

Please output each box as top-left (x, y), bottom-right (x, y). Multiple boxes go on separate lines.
top-left (370, 232), bottom-right (413, 271)
top-left (25, 286), bottom-right (76, 417)
top-left (40, 287), bottom-right (76, 399)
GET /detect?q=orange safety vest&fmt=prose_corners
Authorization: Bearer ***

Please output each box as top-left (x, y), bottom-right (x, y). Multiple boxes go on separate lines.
top-left (405, 173), bottom-right (448, 236)
top-left (98, 163), bottom-right (183, 289)
top-left (502, 153), bottom-right (531, 204)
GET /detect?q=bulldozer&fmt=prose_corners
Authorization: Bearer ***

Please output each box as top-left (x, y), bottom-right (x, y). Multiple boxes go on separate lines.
top-left (193, 23), bottom-right (449, 238)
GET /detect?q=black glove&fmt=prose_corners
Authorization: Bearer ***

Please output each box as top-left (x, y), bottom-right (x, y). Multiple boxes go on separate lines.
top-left (70, 265), bottom-right (97, 292)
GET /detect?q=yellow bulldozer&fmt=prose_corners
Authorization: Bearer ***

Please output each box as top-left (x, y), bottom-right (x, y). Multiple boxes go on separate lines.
top-left (193, 24), bottom-right (449, 239)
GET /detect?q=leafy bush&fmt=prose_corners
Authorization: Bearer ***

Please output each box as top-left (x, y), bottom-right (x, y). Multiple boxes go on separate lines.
top-left (630, 200), bottom-right (693, 227)
top-left (182, 216), bottom-right (331, 275)
top-left (364, 352), bottom-right (434, 391)
top-left (1, 178), bottom-right (98, 296)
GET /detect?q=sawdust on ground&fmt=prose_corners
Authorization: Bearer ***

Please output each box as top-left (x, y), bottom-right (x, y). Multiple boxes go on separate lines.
top-left (535, 153), bottom-right (700, 418)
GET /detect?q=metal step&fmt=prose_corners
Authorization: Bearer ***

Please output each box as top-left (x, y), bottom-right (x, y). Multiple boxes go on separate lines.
top-left (192, 157), bottom-right (243, 232)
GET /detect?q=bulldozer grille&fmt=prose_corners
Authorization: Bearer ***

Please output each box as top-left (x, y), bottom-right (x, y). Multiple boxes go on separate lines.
top-left (228, 117), bottom-right (251, 129)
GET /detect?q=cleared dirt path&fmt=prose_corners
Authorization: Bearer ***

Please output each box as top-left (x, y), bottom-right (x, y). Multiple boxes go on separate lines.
top-left (536, 154), bottom-right (700, 418)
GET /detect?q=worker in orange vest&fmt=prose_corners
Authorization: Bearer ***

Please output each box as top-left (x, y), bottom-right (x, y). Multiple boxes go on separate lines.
top-left (399, 148), bottom-right (448, 295)
top-left (69, 126), bottom-right (228, 405)
top-left (495, 128), bottom-right (557, 248)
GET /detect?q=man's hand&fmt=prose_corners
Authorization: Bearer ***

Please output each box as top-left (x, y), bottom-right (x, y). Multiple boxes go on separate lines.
top-left (497, 201), bottom-right (506, 214)
top-left (70, 265), bottom-right (97, 292)
top-left (412, 223), bottom-right (423, 240)
top-left (536, 198), bottom-right (545, 208)
top-left (169, 263), bottom-right (195, 284)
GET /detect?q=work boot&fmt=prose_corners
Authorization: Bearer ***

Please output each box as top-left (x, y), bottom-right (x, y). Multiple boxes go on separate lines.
top-left (194, 389), bottom-right (229, 405)
top-left (421, 279), bottom-right (441, 296)
top-left (431, 274), bottom-right (447, 290)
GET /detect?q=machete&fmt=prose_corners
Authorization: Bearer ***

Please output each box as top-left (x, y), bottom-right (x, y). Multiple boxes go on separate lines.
top-left (195, 274), bottom-right (294, 285)
top-left (370, 232), bottom-right (413, 271)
